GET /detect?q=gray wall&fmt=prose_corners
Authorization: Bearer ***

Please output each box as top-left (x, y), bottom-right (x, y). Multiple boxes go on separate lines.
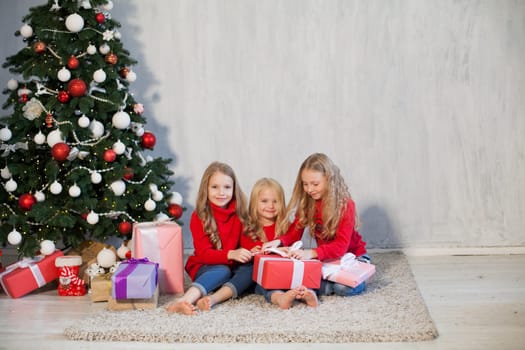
top-left (1, 0), bottom-right (524, 250)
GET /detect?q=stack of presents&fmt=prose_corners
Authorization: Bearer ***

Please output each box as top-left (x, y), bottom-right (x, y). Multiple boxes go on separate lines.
top-left (0, 221), bottom-right (184, 311)
top-left (1, 222), bottom-right (375, 308)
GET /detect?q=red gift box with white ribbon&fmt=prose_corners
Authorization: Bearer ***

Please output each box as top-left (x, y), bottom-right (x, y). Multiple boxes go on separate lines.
top-left (0, 249), bottom-right (63, 298)
top-left (253, 254), bottom-right (322, 289)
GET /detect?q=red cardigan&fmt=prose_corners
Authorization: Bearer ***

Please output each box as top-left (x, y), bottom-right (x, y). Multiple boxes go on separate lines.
top-left (240, 223), bottom-right (277, 251)
top-left (185, 201), bottom-right (244, 280)
top-left (279, 199), bottom-right (367, 260)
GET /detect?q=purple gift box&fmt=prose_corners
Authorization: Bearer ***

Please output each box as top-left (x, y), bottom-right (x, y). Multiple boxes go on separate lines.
top-left (111, 258), bottom-right (158, 300)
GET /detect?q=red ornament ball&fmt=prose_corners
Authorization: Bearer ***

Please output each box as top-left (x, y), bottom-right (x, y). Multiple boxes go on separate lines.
top-left (123, 167), bottom-right (134, 180)
top-left (67, 55), bottom-right (79, 69)
top-left (81, 212), bottom-right (88, 220)
top-left (105, 53), bottom-right (118, 65)
top-left (51, 142), bottom-right (70, 162)
top-left (141, 131), bottom-right (156, 149)
top-left (19, 94), bottom-right (29, 103)
top-left (34, 41), bottom-right (46, 54)
top-left (19, 193), bottom-right (37, 211)
top-left (95, 12), bottom-right (105, 24)
top-left (68, 79), bottom-right (87, 97)
top-left (125, 250), bottom-right (132, 259)
top-left (119, 67), bottom-right (130, 78)
top-left (118, 221), bottom-right (132, 235)
top-left (103, 149), bottom-right (117, 162)
top-left (168, 204), bottom-right (183, 219)
top-left (57, 90), bottom-right (70, 103)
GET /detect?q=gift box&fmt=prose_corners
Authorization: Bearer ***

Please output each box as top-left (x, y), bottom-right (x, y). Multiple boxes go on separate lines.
top-left (107, 285), bottom-right (159, 311)
top-left (253, 254), bottom-right (322, 289)
top-left (131, 221), bottom-right (184, 294)
top-left (111, 258), bottom-right (158, 299)
top-left (90, 273), bottom-right (113, 302)
top-left (55, 255), bottom-right (87, 296)
top-left (0, 250), bottom-right (64, 298)
top-left (322, 253), bottom-right (376, 287)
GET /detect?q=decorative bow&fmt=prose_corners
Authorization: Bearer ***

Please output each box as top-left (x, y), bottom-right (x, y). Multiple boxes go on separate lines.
top-left (321, 253), bottom-right (358, 279)
top-left (1, 142), bottom-right (29, 157)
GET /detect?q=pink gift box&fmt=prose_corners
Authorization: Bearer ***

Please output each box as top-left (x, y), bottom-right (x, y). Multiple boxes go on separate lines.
top-left (0, 250), bottom-right (63, 298)
top-left (131, 221), bottom-right (184, 294)
top-left (253, 254), bottom-right (322, 289)
top-left (322, 255), bottom-right (375, 287)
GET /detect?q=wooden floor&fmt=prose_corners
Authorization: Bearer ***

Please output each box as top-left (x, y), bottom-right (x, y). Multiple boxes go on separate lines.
top-left (1, 253), bottom-right (524, 350)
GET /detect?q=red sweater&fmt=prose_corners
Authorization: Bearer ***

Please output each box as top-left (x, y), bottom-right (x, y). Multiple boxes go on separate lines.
top-left (240, 223), bottom-right (277, 251)
top-left (279, 199), bottom-right (367, 261)
top-left (185, 201), bottom-right (244, 280)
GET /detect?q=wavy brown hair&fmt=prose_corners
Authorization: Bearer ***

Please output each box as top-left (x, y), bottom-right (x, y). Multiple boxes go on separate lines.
top-left (245, 178), bottom-right (288, 242)
top-left (195, 161), bottom-right (248, 249)
top-left (284, 153), bottom-right (355, 240)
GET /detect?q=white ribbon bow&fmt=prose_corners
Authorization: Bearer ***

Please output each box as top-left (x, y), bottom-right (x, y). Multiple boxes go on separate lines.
top-left (1, 142), bottom-right (29, 157)
top-left (321, 252), bottom-right (358, 279)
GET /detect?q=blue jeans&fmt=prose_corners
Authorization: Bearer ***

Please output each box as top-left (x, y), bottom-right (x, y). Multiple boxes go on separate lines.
top-left (317, 279), bottom-right (366, 296)
top-left (192, 264), bottom-right (232, 296)
top-left (224, 263), bottom-right (255, 298)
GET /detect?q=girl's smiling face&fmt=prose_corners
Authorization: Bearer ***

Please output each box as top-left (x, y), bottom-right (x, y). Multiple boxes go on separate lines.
top-left (208, 172), bottom-right (234, 207)
top-left (301, 169), bottom-right (327, 200)
top-left (257, 187), bottom-right (281, 225)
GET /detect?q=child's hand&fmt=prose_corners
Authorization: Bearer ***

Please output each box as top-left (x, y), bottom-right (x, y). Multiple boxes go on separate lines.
top-left (251, 245), bottom-right (262, 254)
top-left (228, 248), bottom-right (253, 263)
top-left (289, 248), bottom-right (317, 260)
top-left (261, 239), bottom-right (281, 251)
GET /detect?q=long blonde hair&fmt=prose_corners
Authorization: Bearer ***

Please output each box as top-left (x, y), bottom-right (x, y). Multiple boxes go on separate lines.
top-left (284, 153), bottom-right (354, 240)
top-left (195, 161), bottom-right (248, 249)
top-left (245, 178), bottom-right (288, 242)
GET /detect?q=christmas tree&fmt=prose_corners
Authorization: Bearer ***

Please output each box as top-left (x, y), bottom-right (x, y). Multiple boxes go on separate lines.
top-left (0, 0), bottom-right (184, 258)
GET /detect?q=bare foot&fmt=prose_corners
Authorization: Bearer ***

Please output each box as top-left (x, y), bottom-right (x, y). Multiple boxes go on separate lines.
top-left (301, 289), bottom-right (319, 308)
top-left (166, 300), bottom-right (197, 315)
top-left (196, 296), bottom-right (214, 311)
top-left (273, 289), bottom-right (299, 309)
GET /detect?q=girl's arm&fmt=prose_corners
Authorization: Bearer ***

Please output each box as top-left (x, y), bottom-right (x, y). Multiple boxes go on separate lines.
top-left (189, 213), bottom-right (231, 265)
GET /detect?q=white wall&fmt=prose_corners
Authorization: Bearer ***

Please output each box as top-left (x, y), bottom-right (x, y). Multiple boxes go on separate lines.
top-left (1, 0), bottom-right (524, 250)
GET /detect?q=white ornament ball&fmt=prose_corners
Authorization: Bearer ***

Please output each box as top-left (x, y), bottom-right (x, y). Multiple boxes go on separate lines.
top-left (102, 0), bottom-right (114, 11)
top-left (57, 67), bottom-right (71, 82)
top-left (7, 229), bottom-right (22, 246)
top-left (77, 115), bottom-right (90, 128)
top-left (0, 166), bottom-right (11, 179)
top-left (65, 13), bottom-right (84, 33)
top-left (20, 24), bottom-right (33, 38)
top-left (33, 131), bottom-right (46, 144)
top-left (116, 243), bottom-right (130, 260)
top-left (112, 140), bottom-right (126, 155)
top-left (93, 69), bottom-right (106, 83)
top-left (110, 180), bottom-right (126, 196)
top-left (126, 71), bottom-right (137, 82)
top-left (144, 198), bottom-right (156, 211)
top-left (135, 127), bottom-right (145, 137)
top-left (0, 127), bottom-right (12, 141)
top-left (87, 44), bottom-right (97, 55)
top-left (96, 248), bottom-right (116, 268)
top-left (4, 179), bottom-right (17, 192)
top-left (155, 213), bottom-right (170, 222)
top-left (91, 172), bottom-right (102, 184)
top-left (99, 43), bottom-right (110, 55)
top-left (17, 87), bottom-right (32, 97)
top-left (50, 181), bottom-right (63, 194)
top-left (169, 191), bottom-right (183, 205)
top-left (114, 31), bottom-right (121, 40)
top-left (68, 184), bottom-right (81, 197)
top-left (86, 211), bottom-right (99, 225)
top-left (89, 120), bottom-right (105, 138)
top-left (152, 191), bottom-right (164, 202)
top-left (34, 190), bottom-right (45, 202)
top-left (40, 240), bottom-right (56, 255)
top-left (7, 79), bottom-right (18, 90)
top-left (112, 111), bottom-right (131, 129)
top-left (149, 183), bottom-right (158, 193)
top-left (46, 129), bottom-right (63, 147)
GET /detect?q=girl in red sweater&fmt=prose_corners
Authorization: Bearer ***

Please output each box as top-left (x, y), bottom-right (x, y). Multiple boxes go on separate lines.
top-left (166, 161), bottom-right (250, 315)
top-left (248, 178), bottom-right (318, 309)
top-left (263, 153), bottom-right (370, 297)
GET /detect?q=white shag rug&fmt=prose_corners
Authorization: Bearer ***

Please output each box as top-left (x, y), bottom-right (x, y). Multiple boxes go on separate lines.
top-left (64, 252), bottom-right (438, 343)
